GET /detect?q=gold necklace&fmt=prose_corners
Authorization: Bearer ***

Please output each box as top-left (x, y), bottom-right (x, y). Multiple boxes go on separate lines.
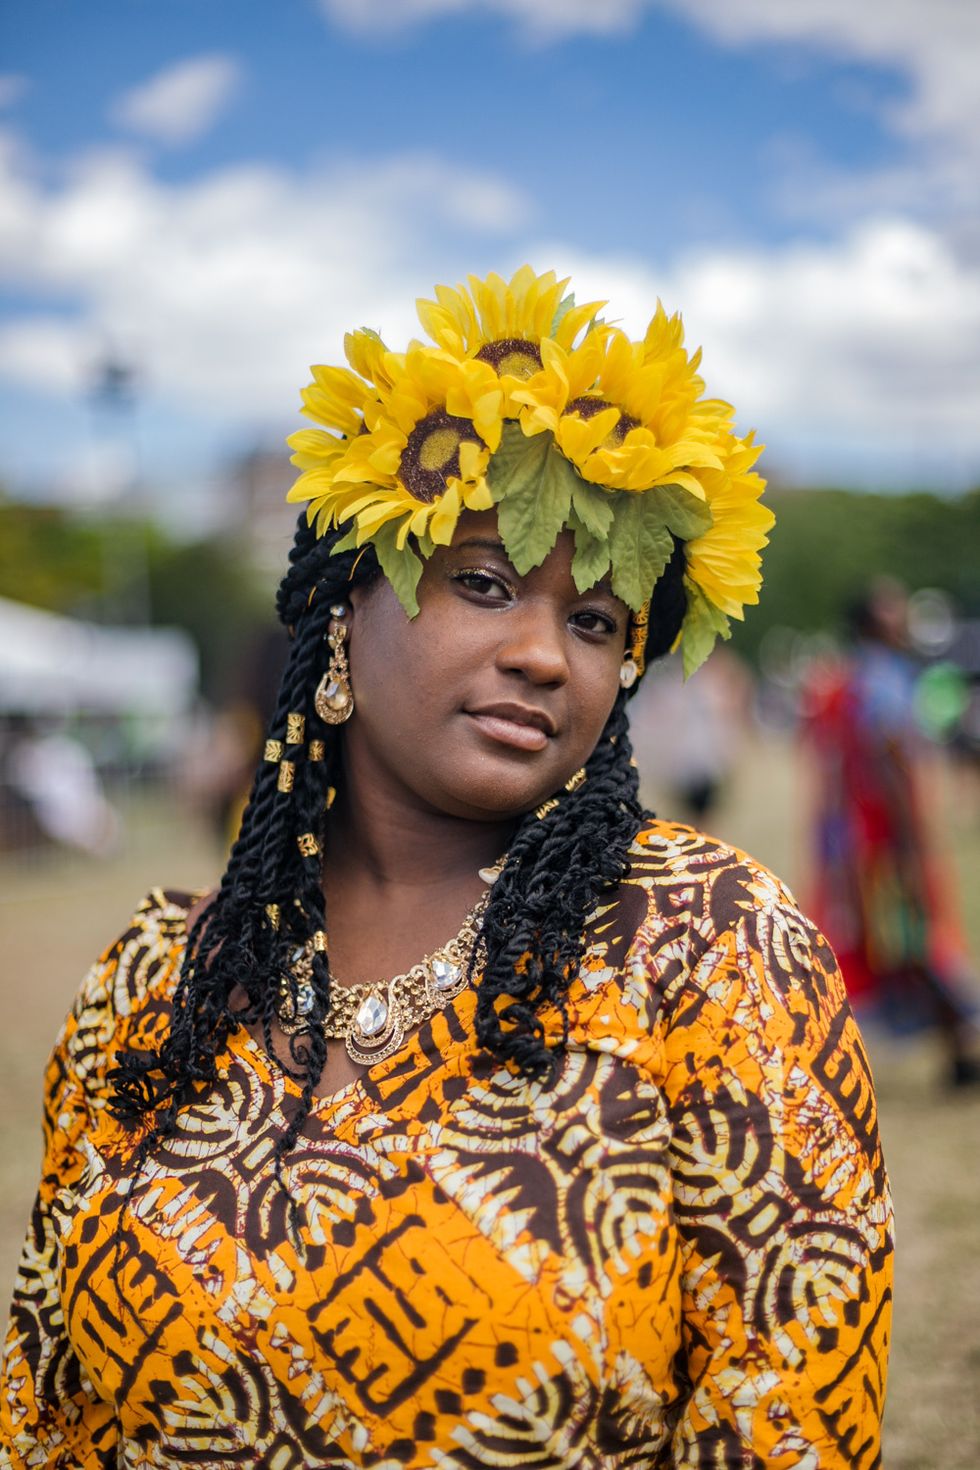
top-left (276, 888), bottom-right (493, 1066)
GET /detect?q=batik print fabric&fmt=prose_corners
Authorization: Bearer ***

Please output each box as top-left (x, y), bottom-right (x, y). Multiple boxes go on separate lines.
top-left (0, 821), bottom-right (893, 1468)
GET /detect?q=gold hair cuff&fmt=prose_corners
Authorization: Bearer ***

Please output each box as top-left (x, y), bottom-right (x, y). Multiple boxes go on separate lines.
top-left (277, 762), bottom-right (295, 793)
top-left (312, 930), bottom-right (327, 953)
top-left (266, 903), bottom-right (281, 930)
top-left (534, 796), bottom-right (559, 820)
top-left (297, 832), bottom-right (319, 858)
top-left (286, 713), bottom-right (305, 745)
top-left (308, 739), bottom-right (325, 762)
top-left (629, 599), bottom-right (651, 677)
top-left (264, 739), bottom-right (284, 763)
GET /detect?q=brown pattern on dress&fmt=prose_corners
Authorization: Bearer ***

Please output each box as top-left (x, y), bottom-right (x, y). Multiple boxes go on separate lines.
top-left (0, 821), bottom-right (893, 1468)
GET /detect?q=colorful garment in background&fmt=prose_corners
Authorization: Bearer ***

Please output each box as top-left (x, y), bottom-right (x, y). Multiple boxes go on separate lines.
top-left (804, 642), bottom-right (972, 1023)
top-left (0, 823), bottom-right (892, 1468)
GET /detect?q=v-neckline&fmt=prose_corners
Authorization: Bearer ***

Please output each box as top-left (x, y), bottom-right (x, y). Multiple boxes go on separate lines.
top-left (221, 981), bottom-right (478, 1119)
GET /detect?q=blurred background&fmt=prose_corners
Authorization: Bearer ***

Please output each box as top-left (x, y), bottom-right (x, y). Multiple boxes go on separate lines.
top-left (1, 3), bottom-right (978, 1464)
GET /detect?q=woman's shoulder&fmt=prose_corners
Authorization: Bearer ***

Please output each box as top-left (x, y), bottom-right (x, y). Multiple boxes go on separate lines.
top-left (629, 815), bottom-right (795, 909)
top-left (625, 815), bottom-right (825, 971)
top-left (57, 886), bottom-right (202, 1101)
top-left (79, 885), bottom-right (200, 1009)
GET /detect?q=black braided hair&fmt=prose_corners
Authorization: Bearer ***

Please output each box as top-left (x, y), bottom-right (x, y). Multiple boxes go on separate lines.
top-left (109, 518), bottom-right (687, 1165)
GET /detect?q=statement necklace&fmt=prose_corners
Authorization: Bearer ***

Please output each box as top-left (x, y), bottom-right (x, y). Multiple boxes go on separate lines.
top-left (276, 884), bottom-right (494, 1067)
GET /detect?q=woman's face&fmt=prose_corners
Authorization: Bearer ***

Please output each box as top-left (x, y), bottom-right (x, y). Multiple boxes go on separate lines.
top-left (343, 510), bottom-right (629, 821)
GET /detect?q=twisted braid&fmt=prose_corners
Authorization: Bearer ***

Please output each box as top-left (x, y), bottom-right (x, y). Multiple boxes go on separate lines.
top-left (110, 515), bottom-right (686, 1172)
top-left (472, 693), bottom-right (640, 1078)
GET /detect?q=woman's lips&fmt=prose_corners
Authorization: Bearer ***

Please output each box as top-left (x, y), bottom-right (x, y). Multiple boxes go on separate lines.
top-left (466, 712), bottom-right (551, 752)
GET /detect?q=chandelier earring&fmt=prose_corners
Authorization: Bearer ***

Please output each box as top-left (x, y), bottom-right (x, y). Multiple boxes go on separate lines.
top-left (314, 605), bottom-right (354, 724)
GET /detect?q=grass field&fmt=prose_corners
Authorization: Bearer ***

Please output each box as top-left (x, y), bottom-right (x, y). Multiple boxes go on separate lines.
top-left (1, 732), bottom-right (978, 1466)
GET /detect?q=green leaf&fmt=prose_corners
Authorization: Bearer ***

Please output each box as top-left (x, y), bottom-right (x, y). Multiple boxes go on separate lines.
top-left (570, 478), bottom-right (614, 539)
top-left (414, 529), bottom-right (436, 560)
top-left (607, 494), bottom-right (675, 610)
top-left (568, 512), bottom-right (611, 592)
top-left (649, 484), bottom-right (713, 541)
top-left (681, 580), bottom-right (731, 678)
top-left (372, 521), bottom-right (423, 617)
top-left (488, 424), bottom-right (578, 574)
top-left (551, 292), bottom-right (576, 334)
top-left (331, 523), bottom-right (359, 554)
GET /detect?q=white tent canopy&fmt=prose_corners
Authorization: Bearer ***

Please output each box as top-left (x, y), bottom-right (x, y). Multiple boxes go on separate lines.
top-left (0, 596), bottom-right (198, 716)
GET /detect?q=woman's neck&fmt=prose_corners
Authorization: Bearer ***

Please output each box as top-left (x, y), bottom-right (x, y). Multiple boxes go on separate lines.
top-left (324, 771), bottom-right (514, 900)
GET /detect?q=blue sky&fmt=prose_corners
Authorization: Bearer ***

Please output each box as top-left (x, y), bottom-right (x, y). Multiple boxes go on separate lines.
top-left (1, 0), bottom-right (978, 518)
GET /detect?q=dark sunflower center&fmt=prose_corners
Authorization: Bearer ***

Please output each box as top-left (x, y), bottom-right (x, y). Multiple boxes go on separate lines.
top-left (474, 337), bottom-right (543, 380)
top-left (567, 396), bottom-right (639, 445)
top-left (399, 409), bottom-right (483, 504)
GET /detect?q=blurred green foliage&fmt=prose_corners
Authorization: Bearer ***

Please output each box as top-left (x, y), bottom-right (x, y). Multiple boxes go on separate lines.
top-left (731, 486), bottom-right (980, 660)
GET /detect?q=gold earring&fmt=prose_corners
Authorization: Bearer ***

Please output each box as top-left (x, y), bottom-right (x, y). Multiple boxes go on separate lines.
top-left (314, 621), bottom-right (353, 724)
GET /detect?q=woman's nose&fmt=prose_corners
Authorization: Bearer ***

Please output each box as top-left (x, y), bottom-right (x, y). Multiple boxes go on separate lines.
top-left (496, 605), bottom-right (569, 686)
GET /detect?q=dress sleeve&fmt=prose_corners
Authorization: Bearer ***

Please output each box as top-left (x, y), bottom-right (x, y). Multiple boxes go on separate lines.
top-left (657, 883), bottom-right (893, 1468)
top-left (0, 939), bottom-right (127, 1467)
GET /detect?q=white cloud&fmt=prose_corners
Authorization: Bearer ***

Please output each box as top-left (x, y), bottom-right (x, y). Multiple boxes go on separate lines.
top-left (669, 0), bottom-right (980, 146)
top-left (321, 0), bottom-right (980, 119)
top-left (109, 54), bottom-right (241, 146)
top-left (541, 222), bottom-right (980, 487)
top-left (0, 129), bottom-right (529, 427)
top-left (664, 0), bottom-right (980, 240)
top-left (320, 0), bottom-right (647, 41)
top-left (322, 0), bottom-right (980, 237)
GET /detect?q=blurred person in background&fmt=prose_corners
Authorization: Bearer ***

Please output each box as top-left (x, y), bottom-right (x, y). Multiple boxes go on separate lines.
top-left (0, 712), bottom-right (120, 856)
top-left (0, 269), bottom-right (892, 1467)
top-left (804, 575), bottom-right (980, 1087)
top-left (629, 643), bottom-right (752, 826)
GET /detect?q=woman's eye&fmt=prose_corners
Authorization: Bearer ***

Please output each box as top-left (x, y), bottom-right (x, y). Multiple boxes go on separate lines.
top-left (453, 569), bottom-right (513, 599)
top-left (572, 608), bottom-right (618, 635)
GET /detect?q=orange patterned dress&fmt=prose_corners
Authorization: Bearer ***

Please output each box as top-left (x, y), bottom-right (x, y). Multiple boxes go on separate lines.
top-left (0, 821), bottom-right (893, 1468)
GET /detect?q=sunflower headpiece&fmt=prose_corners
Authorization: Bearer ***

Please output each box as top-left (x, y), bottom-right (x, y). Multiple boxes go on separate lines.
top-left (287, 266), bottom-right (773, 676)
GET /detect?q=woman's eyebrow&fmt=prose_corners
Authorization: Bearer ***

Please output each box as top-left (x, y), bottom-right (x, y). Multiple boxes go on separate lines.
top-left (452, 536), bottom-right (512, 557)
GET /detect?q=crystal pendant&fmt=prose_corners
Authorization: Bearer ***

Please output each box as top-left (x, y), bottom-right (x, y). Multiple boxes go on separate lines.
top-left (355, 992), bottom-right (388, 1038)
top-left (294, 980), bottom-right (316, 1017)
top-left (280, 976), bottom-right (316, 1025)
top-left (430, 957), bottom-right (461, 992)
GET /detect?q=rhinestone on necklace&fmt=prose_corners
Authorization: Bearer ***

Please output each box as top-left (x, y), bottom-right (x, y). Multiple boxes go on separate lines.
top-left (276, 889), bottom-right (491, 1067)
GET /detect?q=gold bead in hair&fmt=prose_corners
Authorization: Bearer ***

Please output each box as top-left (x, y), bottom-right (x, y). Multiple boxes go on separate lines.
top-left (534, 796), bottom-right (559, 821)
top-left (308, 739), bottom-right (325, 762)
top-left (277, 761), bottom-right (295, 793)
top-left (312, 930), bottom-right (327, 953)
top-left (286, 713), bottom-right (305, 745)
top-left (564, 767), bottom-right (586, 793)
top-left (297, 832), bottom-right (319, 858)
top-left (264, 739), bottom-right (284, 763)
top-left (266, 903), bottom-right (281, 930)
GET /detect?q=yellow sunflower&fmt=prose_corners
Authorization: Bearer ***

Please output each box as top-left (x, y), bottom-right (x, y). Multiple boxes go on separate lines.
top-left (684, 430), bottom-right (774, 620)
top-left (287, 344), bottom-right (504, 549)
top-left (512, 323), bottom-right (731, 501)
top-left (415, 265), bottom-right (607, 408)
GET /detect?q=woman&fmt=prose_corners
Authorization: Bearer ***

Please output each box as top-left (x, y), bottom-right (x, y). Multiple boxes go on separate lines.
top-left (0, 268), bottom-right (892, 1467)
